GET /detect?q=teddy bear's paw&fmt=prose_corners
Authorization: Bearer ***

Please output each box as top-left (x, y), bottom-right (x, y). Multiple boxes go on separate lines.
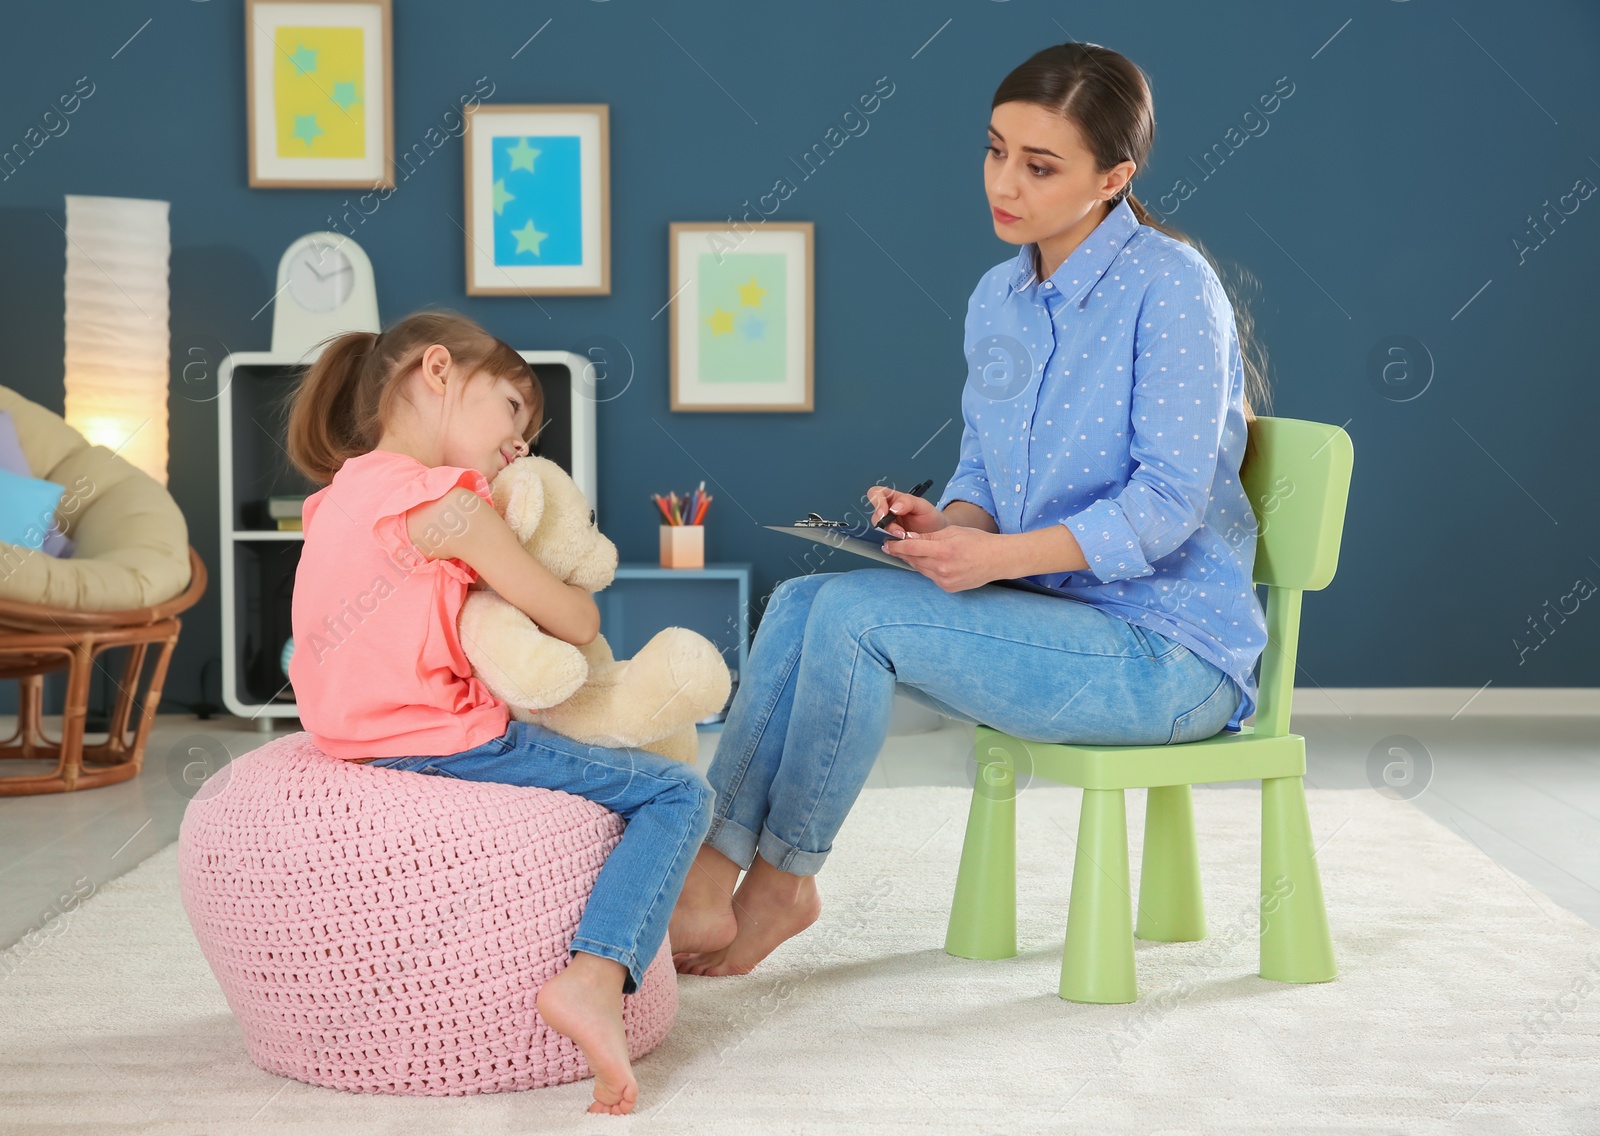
top-left (528, 627), bottom-right (727, 751)
top-left (458, 591), bottom-right (589, 710)
top-left (637, 626), bottom-right (733, 720)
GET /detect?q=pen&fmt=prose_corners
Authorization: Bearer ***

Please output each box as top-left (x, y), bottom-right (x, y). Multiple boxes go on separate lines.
top-left (874, 478), bottom-right (934, 532)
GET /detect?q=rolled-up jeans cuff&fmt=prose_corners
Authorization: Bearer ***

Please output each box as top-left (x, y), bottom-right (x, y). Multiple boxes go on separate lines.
top-left (756, 824), bottom-right (829, 876)
top-left (567, 937), bottom-right (644, 996)
top-left (703, 813), bottom-right (761, 871)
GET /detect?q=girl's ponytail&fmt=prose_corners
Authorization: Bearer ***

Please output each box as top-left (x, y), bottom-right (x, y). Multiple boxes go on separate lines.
top-left (283, 309), bottom-right (541, 487)
top-left (286, 329), bottom-right (383, 485)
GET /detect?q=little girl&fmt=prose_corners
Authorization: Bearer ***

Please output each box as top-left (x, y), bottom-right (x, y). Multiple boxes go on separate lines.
top-left (284, 309), bottom-right (715, 1116)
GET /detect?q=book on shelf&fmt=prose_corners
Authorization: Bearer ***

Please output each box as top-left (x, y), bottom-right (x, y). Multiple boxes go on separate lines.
top-left (267, 495), bottom-right (307, 519)
top-left (276, 518), bottom-right (303, 532)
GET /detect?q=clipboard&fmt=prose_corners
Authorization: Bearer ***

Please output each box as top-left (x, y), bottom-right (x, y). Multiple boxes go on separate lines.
top-left (764, 514), bottom-right (1069, 598)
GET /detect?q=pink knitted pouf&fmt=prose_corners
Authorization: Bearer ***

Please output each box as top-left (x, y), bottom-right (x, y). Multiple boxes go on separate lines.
top-left (177, 731), bottom-right (678, 1096)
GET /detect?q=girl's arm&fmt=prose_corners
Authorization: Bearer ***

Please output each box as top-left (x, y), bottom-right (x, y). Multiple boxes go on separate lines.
top-left (410, 488), bottom-right (600, 646)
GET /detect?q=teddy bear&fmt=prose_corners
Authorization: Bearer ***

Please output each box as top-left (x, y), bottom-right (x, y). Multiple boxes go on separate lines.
top-left (456, 454), bottom-right (731, 765)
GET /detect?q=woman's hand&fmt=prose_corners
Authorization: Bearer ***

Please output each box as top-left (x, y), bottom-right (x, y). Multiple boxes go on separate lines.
top-left (867, 485), bottom-right (948, 537)
top-left (880, 525), bottom-right (1013, 592)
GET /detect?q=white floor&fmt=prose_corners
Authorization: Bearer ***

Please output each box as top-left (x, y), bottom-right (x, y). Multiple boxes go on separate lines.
top-left (3, 697), bottom-right (1599, 951)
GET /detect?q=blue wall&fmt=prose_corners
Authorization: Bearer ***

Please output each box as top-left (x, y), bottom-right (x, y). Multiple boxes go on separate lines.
top-left (3, 0), bottom-right (1597, 719)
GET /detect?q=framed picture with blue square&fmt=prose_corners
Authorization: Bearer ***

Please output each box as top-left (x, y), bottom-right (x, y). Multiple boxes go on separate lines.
top-left (669, 221), bottom-right (814, 411)
top-left (463, 103), bottom-right (611, 296)
top-left (244, 0), bottom-right (394, 189)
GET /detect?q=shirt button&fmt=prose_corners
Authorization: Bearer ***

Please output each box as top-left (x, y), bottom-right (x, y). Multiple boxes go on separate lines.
top-left (1014, 483), bottom-right (1022, 492)
top-left (1044, 282), bottom-right (1054, 289)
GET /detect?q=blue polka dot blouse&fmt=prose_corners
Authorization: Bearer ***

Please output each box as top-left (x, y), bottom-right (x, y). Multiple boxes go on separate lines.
top-left (936, 198), bottom-right (1269, 732)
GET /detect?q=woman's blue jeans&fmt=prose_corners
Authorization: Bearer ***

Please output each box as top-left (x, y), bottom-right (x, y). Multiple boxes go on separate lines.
top-left (704, 568), bottom-right (1243, 877)
top-left (367, 719), bottom-right (714, 993)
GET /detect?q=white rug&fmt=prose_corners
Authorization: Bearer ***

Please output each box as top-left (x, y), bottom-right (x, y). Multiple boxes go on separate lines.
top-left (2, 786), bottom-right (1597, 1135)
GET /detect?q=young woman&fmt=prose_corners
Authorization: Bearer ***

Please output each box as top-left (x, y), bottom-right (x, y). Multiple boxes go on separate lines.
top-left (664, 42), bottom-right (1273, 977)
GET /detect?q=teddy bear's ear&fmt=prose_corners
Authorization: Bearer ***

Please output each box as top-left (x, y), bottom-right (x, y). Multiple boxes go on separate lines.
top-left (491, 458), bottom-right (545, 544)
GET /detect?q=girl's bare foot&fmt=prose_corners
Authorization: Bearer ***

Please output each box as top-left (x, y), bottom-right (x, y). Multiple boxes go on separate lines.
top-left (674, 856), bottom-right (821, 977)
top-left (535, 953), bottom-right (638, 1115)
top-left (668, 844), bottom-right (740, 957)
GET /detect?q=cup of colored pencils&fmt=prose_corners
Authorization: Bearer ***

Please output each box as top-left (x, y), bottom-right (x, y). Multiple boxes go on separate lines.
top-left (653, 481), bottom-right (711, 569)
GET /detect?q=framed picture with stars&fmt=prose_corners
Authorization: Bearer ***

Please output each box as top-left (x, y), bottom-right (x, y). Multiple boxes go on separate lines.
top-left (245, 0), bottom-right (394, 189)
top-left (463, 103), bottom-right (611, 296)
top-left (668, 221), bottom-right (814, 412)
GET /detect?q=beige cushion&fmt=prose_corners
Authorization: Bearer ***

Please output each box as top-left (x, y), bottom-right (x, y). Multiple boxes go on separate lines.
top-left (0, 385), bottom-right (192, 612)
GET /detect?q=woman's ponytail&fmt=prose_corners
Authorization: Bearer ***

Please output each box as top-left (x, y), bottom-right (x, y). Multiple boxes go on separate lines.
top-left (1122, 190), bottom-right (1265, 424)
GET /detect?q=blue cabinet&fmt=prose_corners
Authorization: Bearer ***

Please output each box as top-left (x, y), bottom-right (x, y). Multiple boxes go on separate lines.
top-left (598, 563), bottom-right (751, 728)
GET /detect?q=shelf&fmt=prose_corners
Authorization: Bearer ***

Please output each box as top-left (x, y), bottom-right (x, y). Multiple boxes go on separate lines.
top-left (615, 562), bottom-right (751, 579)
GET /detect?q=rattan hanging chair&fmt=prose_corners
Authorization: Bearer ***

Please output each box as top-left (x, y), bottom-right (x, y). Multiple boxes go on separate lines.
top-left (0, 385), bottom-right (206, 794)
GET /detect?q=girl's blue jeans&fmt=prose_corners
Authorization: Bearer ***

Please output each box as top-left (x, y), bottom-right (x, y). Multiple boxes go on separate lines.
top-left (704, 568), bottom-right (1243, 877)
top-left (367, 719), bottom-right (714, 994)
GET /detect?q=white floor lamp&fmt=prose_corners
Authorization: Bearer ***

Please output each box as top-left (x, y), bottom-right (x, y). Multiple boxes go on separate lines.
top-left (62, 194), bottom-right (172, 486)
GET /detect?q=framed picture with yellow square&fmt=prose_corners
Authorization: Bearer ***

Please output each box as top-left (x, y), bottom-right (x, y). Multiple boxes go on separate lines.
top-left (245, 0), bottom-right (394, 189)
top-left (669, 221), bottom-right (814, 412)
top-left (463, 103), bottom-right (612, 296)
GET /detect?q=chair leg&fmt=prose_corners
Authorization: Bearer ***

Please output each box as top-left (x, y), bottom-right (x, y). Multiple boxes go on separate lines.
top-left (944, 750), bottom-right (1017, 960)
top-left (58, 639), bottom-right (93, 792)
top-left (1259, 775), bottom-right (1337, 983)
top-left (7, 674), bottom-right (48, 753)
top-left (1137, 784), bottom-right (1207, 942)
top-left (1061, 787), bottom-right (1137, 1003)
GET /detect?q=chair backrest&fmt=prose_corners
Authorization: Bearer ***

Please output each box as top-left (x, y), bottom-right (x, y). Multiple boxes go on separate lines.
top-left (1239, 416), bottom-right (1355, 736)
top-left (1241, 416), bottom-right (1354, 592)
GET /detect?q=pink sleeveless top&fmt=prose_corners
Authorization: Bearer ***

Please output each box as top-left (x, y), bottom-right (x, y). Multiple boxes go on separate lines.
top-left (288, 449), bottom-right (510, 760)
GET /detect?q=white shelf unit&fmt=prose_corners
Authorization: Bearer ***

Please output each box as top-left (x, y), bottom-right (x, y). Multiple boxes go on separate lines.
top-left (217, 348), bottom-right (598, 723)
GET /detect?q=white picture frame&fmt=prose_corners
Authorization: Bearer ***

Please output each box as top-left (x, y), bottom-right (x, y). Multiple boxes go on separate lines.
top-left (464, 103), bottom-right (610, 296)
top-left (669, 221), bottom-right (814, 412)
top-left (245, 0), bottom-right (394, 189)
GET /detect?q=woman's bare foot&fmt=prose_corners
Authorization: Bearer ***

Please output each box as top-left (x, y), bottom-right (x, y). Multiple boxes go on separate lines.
top-left (674, 856), bottom-right (821, 977)
top-left (668, 844), bottom-right (740, 956)
top-left (535, 953), bottom-right (638, 1115)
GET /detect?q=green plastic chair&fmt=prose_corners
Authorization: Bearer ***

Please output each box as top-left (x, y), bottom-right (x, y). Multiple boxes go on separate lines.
top-left (943, 415), bottom-right (1353, 1003)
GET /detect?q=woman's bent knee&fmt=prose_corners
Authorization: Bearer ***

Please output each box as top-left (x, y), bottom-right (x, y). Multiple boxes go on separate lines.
top-left (770, 571), bottom-right (843, 609)
top-left (808, 568), bottom-right (923, 631)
